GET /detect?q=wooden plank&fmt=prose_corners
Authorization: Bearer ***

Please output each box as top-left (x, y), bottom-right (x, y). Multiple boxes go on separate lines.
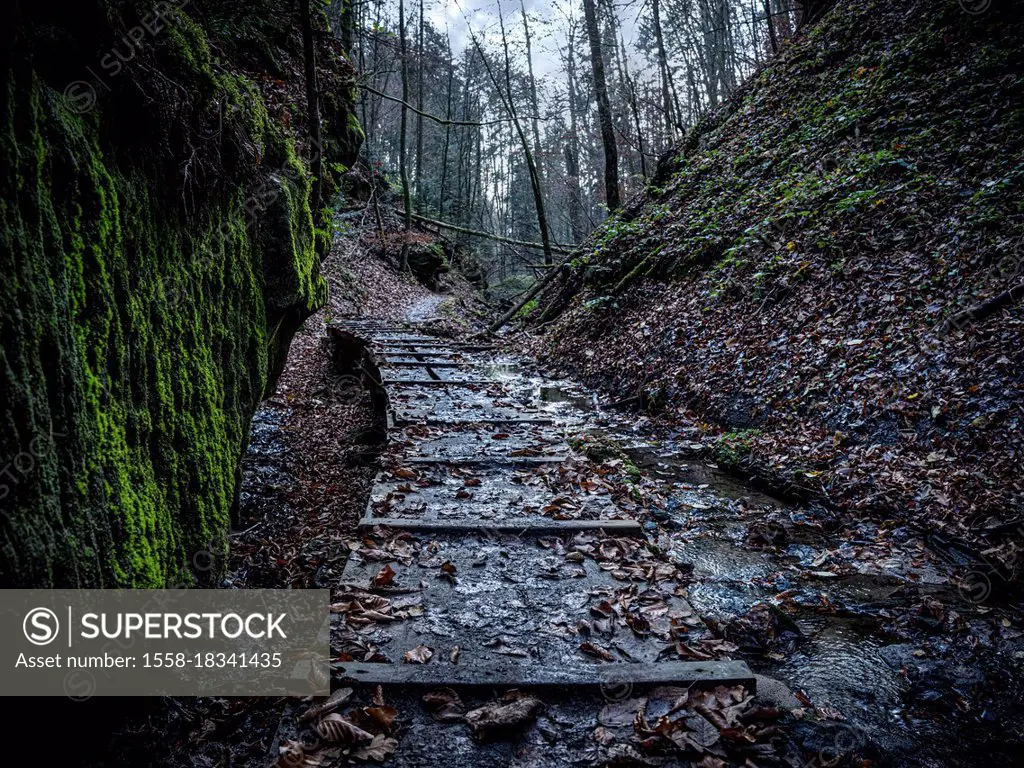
top-left (385, 379), bottom-right (494, 386)
top-left (391, 415), bottom-right (555, 426)
top-left (333, 660), bottom-right (757, 690)
top-left (405, 455), bottom-right (568, 465)
top-left (381, 361), bottom-right (466, 368)
top-left (381, 352), bottom-right (465, 360)
top-left (379, 342), bottom-right (496, 352)
top-left (357, 516), bottom-right (642, 534)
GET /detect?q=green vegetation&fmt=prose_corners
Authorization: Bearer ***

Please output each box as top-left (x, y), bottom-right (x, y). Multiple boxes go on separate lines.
top-left (515, 298), bottom-right (539, 319)
top-left (711, 430), bottom-right (763, 467)
top-left (0, 4), bottom-right (359, 587)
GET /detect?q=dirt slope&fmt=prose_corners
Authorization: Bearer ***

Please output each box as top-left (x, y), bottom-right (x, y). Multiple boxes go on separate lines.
top-left (530, 0), bottom-right (1024, 575)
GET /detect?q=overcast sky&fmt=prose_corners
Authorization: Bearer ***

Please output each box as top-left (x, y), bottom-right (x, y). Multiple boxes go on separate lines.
top-left (424, 0), bottom-right (650, 84)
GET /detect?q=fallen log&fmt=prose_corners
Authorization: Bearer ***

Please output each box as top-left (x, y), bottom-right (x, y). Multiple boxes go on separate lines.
top-left (941, 282), bottom-right (1024, 333)
top-left (398, 210), bottom-right (574, 255)
top-left (487, 261), bottom-right (571, 334)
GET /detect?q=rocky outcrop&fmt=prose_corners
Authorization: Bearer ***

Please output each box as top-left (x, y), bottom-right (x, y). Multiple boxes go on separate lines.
top-left (0, 0), bottom-right (361, 586)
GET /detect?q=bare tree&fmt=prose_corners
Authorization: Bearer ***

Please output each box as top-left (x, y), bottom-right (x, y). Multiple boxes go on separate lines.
top-left (466, 1), bottom-right (554, 265)
top-left (415, 0), bottom-right (425, 204)
top-left (562, 25), bottom-right (586, 244)
top-left (582, 0), bottom-right (620, 212)
top-left (652, 0), bottom-right (676, 142)
top-left (520, 0), bottom-right (545, 194)
top-left (399, 0), bottom-right (413, 271)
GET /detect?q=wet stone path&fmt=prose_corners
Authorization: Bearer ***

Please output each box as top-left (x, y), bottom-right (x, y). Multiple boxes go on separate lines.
top-left (331, 319), bottom-right (753, 692)
top-left (267, 318), bottom-right (1023, 767)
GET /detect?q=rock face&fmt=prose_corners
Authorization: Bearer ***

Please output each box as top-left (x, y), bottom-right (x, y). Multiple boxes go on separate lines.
top-left (407, 242), bottom-right (451, 289)
top-left (0, 0), bottom-right (361, 587)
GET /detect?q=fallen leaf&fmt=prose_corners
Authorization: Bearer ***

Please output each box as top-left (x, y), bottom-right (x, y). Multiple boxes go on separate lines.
top-left (298, 688), bottom-right (353, 723)
top-left (580, 642), bottom-right (616, 661)
top-left (373, 565), bottom-right (396, 587)
top-left (315, 713), bottom-right (373, 745)
top-left (464, 690), bottom-right (543, 742)
top-left (403, 645), bottom-right (434, 664)
top-left (351, 734), bottom-right (398, 762)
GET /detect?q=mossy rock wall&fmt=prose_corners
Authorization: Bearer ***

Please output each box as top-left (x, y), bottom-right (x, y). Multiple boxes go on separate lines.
top-left (0, 0), bottom-right (350, 587)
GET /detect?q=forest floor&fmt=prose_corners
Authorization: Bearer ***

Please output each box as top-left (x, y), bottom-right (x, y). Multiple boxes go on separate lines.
top-left (92, 227), bottom-right (1024, 767)
top-left (527, 0), bottom-right (1024, 584)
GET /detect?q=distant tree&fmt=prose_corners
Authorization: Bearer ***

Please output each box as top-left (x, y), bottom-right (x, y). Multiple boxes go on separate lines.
top-left (399, 0), bottom-right (412, 271)
top-left (582, 0), bottom-right (620, 212)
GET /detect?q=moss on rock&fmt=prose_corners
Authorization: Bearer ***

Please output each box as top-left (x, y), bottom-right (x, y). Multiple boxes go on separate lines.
top-left (0, 2), bottom-right (357, 587)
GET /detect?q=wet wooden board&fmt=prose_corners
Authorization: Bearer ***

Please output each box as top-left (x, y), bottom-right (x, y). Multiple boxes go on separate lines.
top-left (334, 532), bottom-right (708, 683)
top-left (334, 660), bottom-right (755, 689)
top-left (361, 465), bottom-right (635, 530)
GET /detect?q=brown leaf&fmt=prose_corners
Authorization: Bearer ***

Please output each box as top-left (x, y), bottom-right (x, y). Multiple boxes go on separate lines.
top-left (351, 734), bottom-right (398, 762)
top-left (277, 740), bottom-right (305, 768)
top-left (297, 687), bottom-right (353, 723)
top-left (464, 690), bottom-right (543, 742)
top-left (315, 713), bottom-right (373, 745)
top-left (625, 612), bottom-right (651, 636)
top-left (423, 687), bottom-right (465, 722)
top-left (403, 645), bottom-right (433, 664)
top-left (598, 697), bottom-right (648, 727)
top-left (373, 564), bottom-right (396, 587)
top-left (361, 705), bottom-right (398, 733)
top-left (580, 642), bottom-right (616, 661)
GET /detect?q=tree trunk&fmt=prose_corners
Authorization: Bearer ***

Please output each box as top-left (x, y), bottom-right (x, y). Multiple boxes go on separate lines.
top-left (438, 36), bottom-right (454, 219)
top-left (415, 0), bottom-right (425, 204)
top-left (520, 0), bottom-right (549, 261)
top-left (621, 40), bottom-right (648, 180)
top-left (652, 0), bottom-right (675, 144)
top-left (581, 0), bottom-right (620, 212)
top-left (299, 0), bottom-right (323, 223)
top-left (762, 0), bottom-right (779, 54)
top-left (481, 4), bottom-right (554, 264)
top-left (563, 30), bottom-right (586, 244)
top-left (398, 0), bottom-right (412, 271)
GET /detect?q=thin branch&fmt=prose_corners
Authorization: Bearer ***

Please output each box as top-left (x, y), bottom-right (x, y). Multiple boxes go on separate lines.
top-left (399, 209), bottom-right (574, 255)
top-left (357, 83), bottom-right (546, 127)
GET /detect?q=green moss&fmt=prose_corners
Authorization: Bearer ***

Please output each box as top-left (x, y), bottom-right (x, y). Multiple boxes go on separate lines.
top-left (0, 5), bottom-right (336, 586)
top-left (712, 430), bottom-right (763, 467)
top-left (515, 298), bottom-right (539, 319)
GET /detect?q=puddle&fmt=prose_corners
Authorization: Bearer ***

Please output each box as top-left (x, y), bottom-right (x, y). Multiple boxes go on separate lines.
top-left (537, 384), bottom-right (599, 412)
top-left (484, 361), bottom-right (523, 382)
